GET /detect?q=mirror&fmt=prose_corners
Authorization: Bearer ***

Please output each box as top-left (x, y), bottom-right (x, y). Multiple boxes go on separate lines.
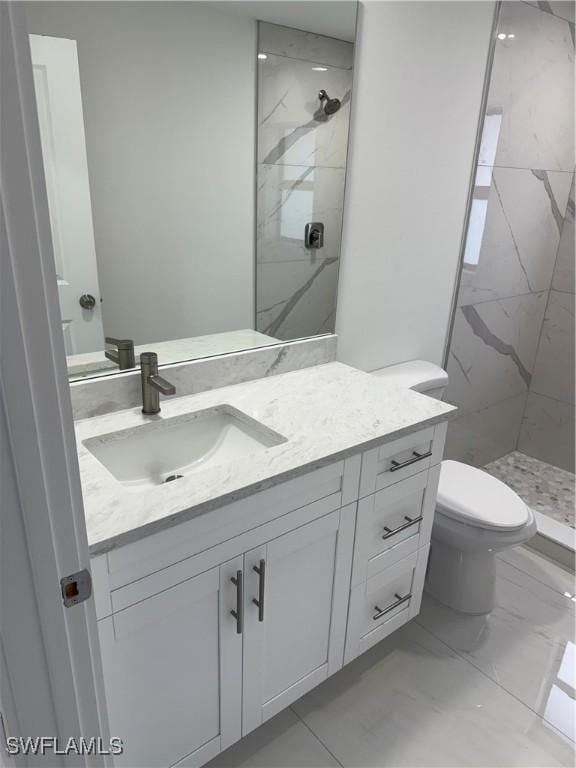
top-left (25, 1), bottom-right (357, 380)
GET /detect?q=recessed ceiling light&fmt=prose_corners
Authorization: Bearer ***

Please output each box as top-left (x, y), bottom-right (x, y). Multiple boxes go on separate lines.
top-left (507, 33), bottom-right (515, 38)
top-left (258, 53), bottom-right (267, 60)
top-left (312, 66), bottom-right (328, 71)
top-left (497, 32), bottom-right (506, 40)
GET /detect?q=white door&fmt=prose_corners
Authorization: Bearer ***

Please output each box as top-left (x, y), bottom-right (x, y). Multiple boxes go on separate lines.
top-left (29, 34), bottom-right (104, 354)
top-left (98, 557), bottom-right (243, 768)
top-left (2, 4), bottom-right (108, 759)
top-left (242, 509), bottom-right (354, 735)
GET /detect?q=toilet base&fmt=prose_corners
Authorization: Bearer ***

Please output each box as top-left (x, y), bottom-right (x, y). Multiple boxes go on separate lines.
top-left (425, 539), bottom-right (496, 615)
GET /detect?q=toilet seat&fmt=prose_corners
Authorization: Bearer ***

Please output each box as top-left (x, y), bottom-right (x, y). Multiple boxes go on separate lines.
top-left (437, 460), bottom-right (530, 531)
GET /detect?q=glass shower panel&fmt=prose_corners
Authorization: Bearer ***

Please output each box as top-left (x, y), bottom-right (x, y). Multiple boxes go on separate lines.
top-left (444, 1), bottom-right (574, 530)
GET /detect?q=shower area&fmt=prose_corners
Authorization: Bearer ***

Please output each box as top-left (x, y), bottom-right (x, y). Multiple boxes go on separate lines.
top-left (255, 22), bottom-right (353, 340)
top-left (445, 1), bottom-right (575, 553)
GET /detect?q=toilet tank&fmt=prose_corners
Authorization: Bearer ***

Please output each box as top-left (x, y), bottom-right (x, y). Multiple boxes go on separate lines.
top-left (370, 360), bottom-right (449, 400)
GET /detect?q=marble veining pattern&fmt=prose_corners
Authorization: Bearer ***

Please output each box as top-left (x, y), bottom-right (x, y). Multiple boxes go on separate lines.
top-left (531, 290), bottom-right (575, 405)
top-left (258, 53), bottom-right (352, 168)
top-left (553, 177), bottom-right (575, 293)
top-left (257, 164), bottom-right (346, 264)
top-left (257, 258), bottom-right (339, 339)
top-left (517, 170), bottom-right (576, 471)
top-left (524, 0), bottom-right (576, 24)
top-left (461, 303), bottom-right (532, 387)
top-left (446, 2), bottom-right (574, 473)
top-left (76, 362), bottom-right (455, 554)
top-left (532, 169), bottom-right (567, 232)
top-left (486, 2), bottom-right (574, 172)
top-left (459, 167), bottom-right (572, 305)
top-left (446, 291), bottom-right (548, 415)
top-left (485, 451), bottom-right (575, 526)
top-left (70, 335), bottom-right (337, 420)
top-left (256, 22), bottom-right (353, 341)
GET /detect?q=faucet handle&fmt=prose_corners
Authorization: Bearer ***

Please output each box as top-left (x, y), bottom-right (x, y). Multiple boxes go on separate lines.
top-left (105, 336), bottom-right (134, 349)
top-left (148, 375), bottom-right (176, 396)
top-left (104, 336), bottom-right (135, 370)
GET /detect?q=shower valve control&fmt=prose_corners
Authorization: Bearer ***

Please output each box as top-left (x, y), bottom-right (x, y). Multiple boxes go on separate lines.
top-left (305, 222), bottom-right (325, 250)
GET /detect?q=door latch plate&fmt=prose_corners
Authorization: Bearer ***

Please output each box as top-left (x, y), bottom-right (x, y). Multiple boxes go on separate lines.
top-left (60, 568), bottom-right (92, 607)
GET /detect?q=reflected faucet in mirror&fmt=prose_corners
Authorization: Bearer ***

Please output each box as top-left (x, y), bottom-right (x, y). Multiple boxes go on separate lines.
top-left (104, 337), bottom-right (135, 370)
top-left (140, 352), bottom-right (176, 415)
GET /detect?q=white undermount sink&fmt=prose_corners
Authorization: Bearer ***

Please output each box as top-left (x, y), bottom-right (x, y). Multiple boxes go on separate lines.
top-left (83, 405), bottom-right (287, 490)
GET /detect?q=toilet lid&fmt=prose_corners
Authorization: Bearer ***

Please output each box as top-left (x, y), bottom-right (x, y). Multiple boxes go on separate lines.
top-left (437, 460), bottom-right (530, 530)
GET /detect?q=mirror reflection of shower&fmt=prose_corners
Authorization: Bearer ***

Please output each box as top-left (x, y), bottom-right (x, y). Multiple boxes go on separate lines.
top-left (256, 21), bottom-right (354, 341)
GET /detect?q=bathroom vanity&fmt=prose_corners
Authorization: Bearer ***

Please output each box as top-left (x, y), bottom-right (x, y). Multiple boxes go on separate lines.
top-left (79, 362), bottom-right (455, 768)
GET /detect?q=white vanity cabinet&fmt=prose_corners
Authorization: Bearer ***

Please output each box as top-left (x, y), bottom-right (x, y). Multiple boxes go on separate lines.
top-left (97, 556), bottom-right (243, 768)
top-left (91, 422), bottom-right (447, 768)
top-left (97, 510), bottom-right (354, 768)
top-left (242, 507), bottom-right (355, 735)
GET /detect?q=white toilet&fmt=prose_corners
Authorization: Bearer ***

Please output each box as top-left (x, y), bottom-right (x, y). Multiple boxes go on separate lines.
top-left (372, 360), bottom-right (537, 615)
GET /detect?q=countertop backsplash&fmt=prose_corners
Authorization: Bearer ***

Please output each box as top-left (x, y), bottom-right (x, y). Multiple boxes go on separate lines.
top-left (70, 335), bottom-right (337, 420)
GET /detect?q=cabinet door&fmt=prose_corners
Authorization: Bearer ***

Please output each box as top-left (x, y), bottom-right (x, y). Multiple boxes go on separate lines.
top-left (98, 557), bottom-right (242, 768)
top-left (242, 507), bottom-right (355, 735)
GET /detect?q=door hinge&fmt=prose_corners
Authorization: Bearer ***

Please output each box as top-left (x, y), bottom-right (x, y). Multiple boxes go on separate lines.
top-left (60, 568), bottom-right (92, 607)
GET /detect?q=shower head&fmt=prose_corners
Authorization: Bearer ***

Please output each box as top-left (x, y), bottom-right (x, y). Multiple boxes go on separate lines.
top-left (318, 89), bottom-right (341, 116)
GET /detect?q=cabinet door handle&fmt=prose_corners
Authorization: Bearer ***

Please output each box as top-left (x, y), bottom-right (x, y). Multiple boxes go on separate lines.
top-left (252, 559), bottom-right (265, 622)
top-left (389, 449), bottom-right (432, 472)
top-left (373, 592), bottom-right (412, 621)
top-left (382, 514), bottom-right (423, 540)
top-left (230, 570), bottom-right (243, 634)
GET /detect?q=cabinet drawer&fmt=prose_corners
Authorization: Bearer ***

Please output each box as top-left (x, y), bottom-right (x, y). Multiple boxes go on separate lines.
top-left (107, 494), bottom-right (343, 616)
top-left (352, 465), bottom-right (440, 586)
top-left (360, 422), bottom-right (446, 497)
top-left (101, 455), bottom-right (361, 592)
top-left (344, 545), bottom-right (429, 664)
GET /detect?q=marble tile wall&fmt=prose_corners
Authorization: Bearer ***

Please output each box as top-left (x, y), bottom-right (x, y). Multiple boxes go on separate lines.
top-left (518, 179), bottom-right (575, 471)
top-left (445, 1), bottom-right (575, 468)
top-left (255, 22), bottom-right (353, 340)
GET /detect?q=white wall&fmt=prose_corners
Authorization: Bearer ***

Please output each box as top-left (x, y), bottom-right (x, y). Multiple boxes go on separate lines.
top-left (336, 0), bottom-right (495, 372)
top-left (25, 2), bottom-right (256, 345)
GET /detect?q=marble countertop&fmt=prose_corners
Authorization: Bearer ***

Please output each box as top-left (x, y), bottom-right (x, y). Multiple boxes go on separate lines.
top-left (76, 362), bottom-right (456, 555)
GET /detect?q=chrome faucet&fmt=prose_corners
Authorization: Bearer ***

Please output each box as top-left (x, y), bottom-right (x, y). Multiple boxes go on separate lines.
top-left (140, 352), bottom-right (176, 415)
top-left (105, 336), bottom-right (135, 370)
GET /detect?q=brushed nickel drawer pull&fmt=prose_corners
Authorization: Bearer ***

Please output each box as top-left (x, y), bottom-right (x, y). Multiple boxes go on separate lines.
top-left (373, 592), bottom-right (412, 621)
top-left (230, 570), bottom-right (243, 634)
top-left (252, 559), bottom-right (265, 622)
top-left (389, 449), bottom-right (432, 472)
top-left (382, 514), bottom-right (423, 540)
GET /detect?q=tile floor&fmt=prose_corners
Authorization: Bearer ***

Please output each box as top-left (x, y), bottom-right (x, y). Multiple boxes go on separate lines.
top-left (209, 547), bottom-right (575, 768)
top-left (485, 452), bottom-right (575, 529)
